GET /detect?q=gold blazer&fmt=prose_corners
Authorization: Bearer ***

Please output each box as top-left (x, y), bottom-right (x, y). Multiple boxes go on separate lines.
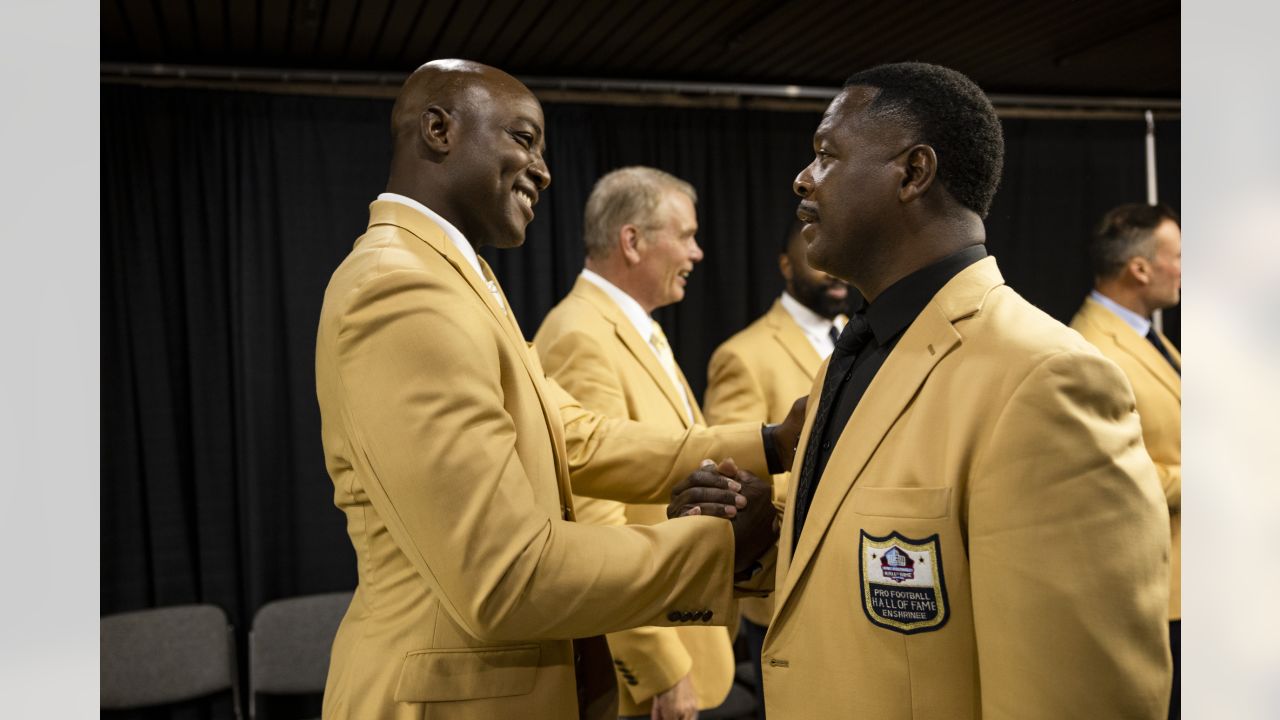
top-left (534, 276), bottom-right (735, 715)
top-left (762, 258), bottom-right (1172, 719)
top-left (315, 201), bottom-right (767, 719)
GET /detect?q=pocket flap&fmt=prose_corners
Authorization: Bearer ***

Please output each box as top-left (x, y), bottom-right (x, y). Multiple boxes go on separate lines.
top-left (393, 644), bottom-right (541, 702)
top-left (851, 486), bottom-right (951, 519)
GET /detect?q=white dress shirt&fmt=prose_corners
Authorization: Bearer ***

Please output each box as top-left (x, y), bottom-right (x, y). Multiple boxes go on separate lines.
top-left (779, 292), bottom-right (845, 358)
top-left (1089, 289), bottom-right (1149, 337)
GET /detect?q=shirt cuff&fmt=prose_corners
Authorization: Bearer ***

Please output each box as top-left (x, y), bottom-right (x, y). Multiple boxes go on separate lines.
top-left (761, 423), bottom-right (784, 475)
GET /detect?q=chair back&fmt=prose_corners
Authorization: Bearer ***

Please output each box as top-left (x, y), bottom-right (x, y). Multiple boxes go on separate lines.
top-left (101, 603), bottom-right (240, 716)
top-left (249, 591), bottom-right (352, 718)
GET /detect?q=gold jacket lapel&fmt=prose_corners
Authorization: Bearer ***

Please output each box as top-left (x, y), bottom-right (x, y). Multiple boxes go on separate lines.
top-left (767, 300), bottom-right (823, 377)
top-left (574, 278), bottom-right (693, 425)
top-left (368, 201), bottom-right (510, 330)
top-left (1082, 299), bottom-right (1181, 400)
top-left (369, 201), bottom-right (576, 515)
top-left (773, 258), bottom-right (1000, 623)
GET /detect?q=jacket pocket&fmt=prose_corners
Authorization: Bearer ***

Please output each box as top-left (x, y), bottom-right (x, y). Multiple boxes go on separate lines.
top-left (393, 644), bottom-right (541, 702)
top-left (851, 486), bottom-right (951, 519)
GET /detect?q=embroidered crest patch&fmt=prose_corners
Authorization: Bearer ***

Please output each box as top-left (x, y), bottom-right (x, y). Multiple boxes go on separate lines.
top-left (859, 531), bottom-right (949, 634)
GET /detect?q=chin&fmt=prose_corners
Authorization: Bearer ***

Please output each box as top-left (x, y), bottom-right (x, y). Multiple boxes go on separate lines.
top-left (806, 242), bottom-right (836, 276)
top-left (489, 224), bottom-right (528, 249)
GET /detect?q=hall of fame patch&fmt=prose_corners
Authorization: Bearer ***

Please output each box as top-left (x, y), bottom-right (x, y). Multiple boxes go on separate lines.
top-left (859, 530), bottom-right (949, 634)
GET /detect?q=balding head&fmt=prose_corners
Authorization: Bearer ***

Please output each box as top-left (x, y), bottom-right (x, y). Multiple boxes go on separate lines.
top-left (390, 60), bottom-right (529, 154)
top-left (386, 60), bottom-right (550, 249)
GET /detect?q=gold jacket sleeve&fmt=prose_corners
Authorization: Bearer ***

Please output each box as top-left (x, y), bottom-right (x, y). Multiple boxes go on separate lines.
top-left (331, 267), bottom-right (737, 644)
top-left (967, 350), bottom-right (1171, 716)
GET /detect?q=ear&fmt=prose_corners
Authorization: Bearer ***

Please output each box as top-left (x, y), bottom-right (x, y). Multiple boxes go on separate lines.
top-left (1127, 256), bottom-right (1152, 285)
top-left (779, 253), bottom-right (793, 282)
top-left (898, 145), bottom-right (938, 203)
top-left (619, 225), bottom-right (643, 265)
top-left (420, 105), bottom-right (453, 155)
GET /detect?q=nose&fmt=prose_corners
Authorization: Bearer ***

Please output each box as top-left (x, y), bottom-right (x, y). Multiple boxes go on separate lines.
top-left (529, 156), bottom-right (551, 191)
top-left (690, 239), bottom-right (704, 263)
top-left (794, 164), bottom-right (814, 198)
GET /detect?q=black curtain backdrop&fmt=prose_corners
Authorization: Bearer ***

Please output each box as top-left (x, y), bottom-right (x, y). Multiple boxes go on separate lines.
top-left (101, 84), bottom-right (1179, 717)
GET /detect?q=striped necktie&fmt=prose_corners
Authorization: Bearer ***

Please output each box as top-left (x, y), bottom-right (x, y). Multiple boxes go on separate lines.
top-left (649, 321), bottom-right (693, 422)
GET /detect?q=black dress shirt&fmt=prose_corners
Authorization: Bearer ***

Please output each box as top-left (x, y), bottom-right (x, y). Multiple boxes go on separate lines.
top-left (791, 245), bottom-right (988, 552)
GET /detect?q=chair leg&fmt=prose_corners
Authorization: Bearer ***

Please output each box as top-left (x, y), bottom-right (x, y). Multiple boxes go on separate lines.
top-left (229, 625), bottom-right (244, 720)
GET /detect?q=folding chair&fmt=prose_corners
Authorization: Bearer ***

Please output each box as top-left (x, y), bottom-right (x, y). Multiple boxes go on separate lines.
top-left (249, 591), bottom-right (352, 719)
top-left (101, 603), bottom-right (242, 718)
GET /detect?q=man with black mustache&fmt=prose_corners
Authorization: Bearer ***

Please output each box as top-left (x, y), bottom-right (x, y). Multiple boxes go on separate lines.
top-left (672, 62), bottom-right (1172, 718)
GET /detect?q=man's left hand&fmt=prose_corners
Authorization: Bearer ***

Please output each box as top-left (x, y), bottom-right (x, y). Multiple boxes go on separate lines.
top-left (770, 396), bottom-right (808, 471)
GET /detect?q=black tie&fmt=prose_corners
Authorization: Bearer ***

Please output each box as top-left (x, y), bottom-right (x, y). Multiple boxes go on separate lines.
top-left (828, 325), bottom-right (840, 346)
top-left (1146, 327), bottom-right (1180, 374)
top-left (792, 314), bottom-right (875, 550)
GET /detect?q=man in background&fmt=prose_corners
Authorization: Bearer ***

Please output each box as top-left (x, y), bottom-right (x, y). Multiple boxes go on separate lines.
top-left (702, 219), bottom-right (851, 716)
top-left (1070, 202), bottom-right (1182, 718)
top-left (534, 166), bottom-right (733, 720)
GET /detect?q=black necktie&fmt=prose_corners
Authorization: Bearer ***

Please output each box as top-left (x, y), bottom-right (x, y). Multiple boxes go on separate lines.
top-left (792, 314), bottom-right (875, 549)
top-left (1145, 327), bottom-right (1180, 374)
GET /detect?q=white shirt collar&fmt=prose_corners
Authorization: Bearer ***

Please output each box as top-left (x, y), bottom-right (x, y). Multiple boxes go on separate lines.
top-left (378, 192), bottom-right (486, 284)
top-left (1090, 289), bottom-right (1150, 337)
top-left (780, 292), bottom-right (842, 357)
top-left (580, 268), bottom-right (654, 341)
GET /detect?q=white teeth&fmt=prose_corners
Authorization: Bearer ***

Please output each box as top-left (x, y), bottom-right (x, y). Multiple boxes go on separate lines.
top-left (514, 190), bottom-right (532, 208)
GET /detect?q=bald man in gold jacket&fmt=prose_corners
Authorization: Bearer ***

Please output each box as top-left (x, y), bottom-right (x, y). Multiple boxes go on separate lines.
top-left (317, 62), bottom-right (784, 720)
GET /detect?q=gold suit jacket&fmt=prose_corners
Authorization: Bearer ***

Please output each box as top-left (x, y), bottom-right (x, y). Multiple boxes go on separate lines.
top-left (704, 298), bottom-right (824, 626)
top-left (533, 276), bottom-right (736, 715)
top-left (1071, 296), bottom-right (1181, 619)
top-left (315, 201), bottom-right (767, 720)
top-left (762, 258), bottom-right (1172, 719)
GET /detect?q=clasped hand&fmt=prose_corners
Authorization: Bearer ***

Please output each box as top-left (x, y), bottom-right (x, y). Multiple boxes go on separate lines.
top-left (667, 458), bottom-right (777, 574)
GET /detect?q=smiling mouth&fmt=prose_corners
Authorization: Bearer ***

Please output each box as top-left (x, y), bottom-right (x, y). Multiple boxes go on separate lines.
top-left (513, 188), bottom-right (535, 213)
top-left (678, 269), bottom-right (691, 282)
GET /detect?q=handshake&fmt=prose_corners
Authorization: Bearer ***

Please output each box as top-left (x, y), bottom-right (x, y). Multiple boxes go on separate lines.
top-left (666, 397), bottom-right (807, 575)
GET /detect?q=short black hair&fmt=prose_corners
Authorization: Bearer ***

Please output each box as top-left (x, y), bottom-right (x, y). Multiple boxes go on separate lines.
top-left (844, 62), bottom-right (1004, 218)
top-left (1089, 203), bottom-right (1181, 279)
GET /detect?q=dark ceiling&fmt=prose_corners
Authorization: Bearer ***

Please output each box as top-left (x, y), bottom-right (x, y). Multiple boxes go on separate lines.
top-left (102, 0), bottom-right (1180, 98)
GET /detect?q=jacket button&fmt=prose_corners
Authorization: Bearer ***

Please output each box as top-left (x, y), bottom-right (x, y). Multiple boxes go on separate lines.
top-left (668, 611), bottom-right (681, 622)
